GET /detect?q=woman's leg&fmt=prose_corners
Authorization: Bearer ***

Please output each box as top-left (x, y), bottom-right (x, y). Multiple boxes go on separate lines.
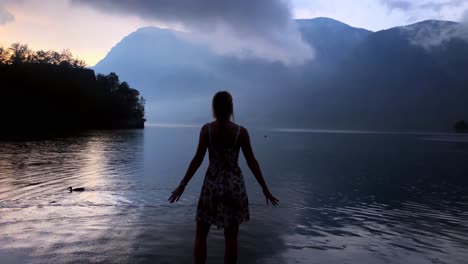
top-left (224, 224), bottom-right (239, 264)
top-left (194, 221), bottom-right (211, 264)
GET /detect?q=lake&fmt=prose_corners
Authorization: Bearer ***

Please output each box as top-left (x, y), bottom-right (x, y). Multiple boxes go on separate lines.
top-left (1, 126), bottom-right (468, 264)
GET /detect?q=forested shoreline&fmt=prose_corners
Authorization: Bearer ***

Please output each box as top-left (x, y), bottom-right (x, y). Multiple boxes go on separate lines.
top-left (0, 44), bottom-right (145, 140)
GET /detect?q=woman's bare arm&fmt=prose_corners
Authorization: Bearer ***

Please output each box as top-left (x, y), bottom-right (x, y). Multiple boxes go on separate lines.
top-left (240, 127), bottom-right (279, 205)
top-left (169, 125), bottom-right (208, 203)
top-left (180, 124), bottom-right (208, 185)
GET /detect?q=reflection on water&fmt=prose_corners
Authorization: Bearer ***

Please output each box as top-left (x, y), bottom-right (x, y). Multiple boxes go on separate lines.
top-left (1, 128), bottom-right (468, 264)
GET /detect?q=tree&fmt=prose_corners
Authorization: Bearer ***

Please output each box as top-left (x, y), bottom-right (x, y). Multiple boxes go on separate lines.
top-left (0, 43), bottom-right (86, 69)
top-left (0, 44), bottom-right (145, 138)
top-left (9, 43), bottom-right (32, 64)
top-left (32, 50), bottom-right (52, 64)
top-left (454, 120), bottom-right (468, 132)
top-left (0, 47), bottom-right (9, 64)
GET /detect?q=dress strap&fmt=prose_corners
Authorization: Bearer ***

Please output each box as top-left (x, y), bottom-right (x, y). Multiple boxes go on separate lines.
top-left (208, 123), bottom-right (212, 146)
top-left (234, 125), bottom-right (241, 145)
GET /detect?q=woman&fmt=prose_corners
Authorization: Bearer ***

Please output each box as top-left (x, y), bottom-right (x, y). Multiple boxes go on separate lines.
top-left (168, 91), bottom-right (279, 264)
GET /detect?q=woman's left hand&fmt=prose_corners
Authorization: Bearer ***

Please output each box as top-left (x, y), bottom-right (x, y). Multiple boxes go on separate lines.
top-left (263, 188), bottom-right (279, 206)
top-left (168, 185), bottom-right (185, 203)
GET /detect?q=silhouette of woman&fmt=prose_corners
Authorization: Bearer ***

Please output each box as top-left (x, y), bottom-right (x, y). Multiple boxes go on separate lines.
top-left (168, 91), bottom-right (279, 264)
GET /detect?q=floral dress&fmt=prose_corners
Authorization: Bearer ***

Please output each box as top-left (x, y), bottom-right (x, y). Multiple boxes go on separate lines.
top-left (196, 124), bottom-right (250, 228)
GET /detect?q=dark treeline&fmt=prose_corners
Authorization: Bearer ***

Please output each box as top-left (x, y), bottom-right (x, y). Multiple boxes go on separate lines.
top-left (454, 120), bottom-right (468, 133)
top-left (0, 44), bottom-right (145, 140)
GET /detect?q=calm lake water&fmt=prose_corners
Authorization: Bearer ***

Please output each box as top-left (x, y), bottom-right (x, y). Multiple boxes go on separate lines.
top-left (1, 126), bottom-right (468, 264)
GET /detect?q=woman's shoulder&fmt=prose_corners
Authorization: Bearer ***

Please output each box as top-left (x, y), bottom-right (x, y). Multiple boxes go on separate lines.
top-left (200, 123), bottom-right (210, 134)
top-left (232, 123), bottom-right (248, 136)
top-left (229, 121), bottom-right (246, 130)
top-left (204, 121), bottom-right (247, 132)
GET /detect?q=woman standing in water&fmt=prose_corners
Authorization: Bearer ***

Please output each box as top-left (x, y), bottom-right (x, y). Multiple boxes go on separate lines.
top-left (168, 91), bottom-right (279, 264)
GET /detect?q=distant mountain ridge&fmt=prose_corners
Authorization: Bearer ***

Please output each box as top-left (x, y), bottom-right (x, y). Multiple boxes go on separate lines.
top-left (296, 18), bottom-right (372, 64)
top-left (94, 18), bottom-right (468, 131)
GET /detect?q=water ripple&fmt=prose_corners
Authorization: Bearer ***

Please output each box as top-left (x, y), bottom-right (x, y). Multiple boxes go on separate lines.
top-left (1, 129), bottom-right (468, 263)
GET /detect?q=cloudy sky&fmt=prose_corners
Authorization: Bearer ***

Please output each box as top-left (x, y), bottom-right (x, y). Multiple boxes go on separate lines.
top-left (1, 0), bottom-right (467, 65)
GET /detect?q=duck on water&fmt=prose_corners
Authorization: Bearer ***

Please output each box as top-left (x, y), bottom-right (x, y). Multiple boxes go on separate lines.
top-left (68, 186), bottom-right (85, 192)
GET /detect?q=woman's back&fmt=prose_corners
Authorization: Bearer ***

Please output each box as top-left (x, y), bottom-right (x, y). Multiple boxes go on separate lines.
top-left (206, 121), bottom-right (242, 165)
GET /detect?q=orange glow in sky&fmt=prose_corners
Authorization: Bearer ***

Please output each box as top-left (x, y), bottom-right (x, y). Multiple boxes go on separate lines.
top-left (1, 0), bottom-right (467, 66)
top-left (0, 0), bottom-right (165, 66)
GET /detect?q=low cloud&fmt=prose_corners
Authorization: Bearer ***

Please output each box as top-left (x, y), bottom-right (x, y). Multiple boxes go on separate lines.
top-left (381, 0), bottom-right (413, 10)
top-left (381, 0), bottom-right (468, 49)
top-left (0, 8), bottom-right (14, 25)
top-left (381, 0), bottom-right (467, 11)
top-left (70, 0), bottom-right (314, 65)
top-left (0, 0), bottom-right (24, 26)
top-left (462, 8), bottom-right (468, 22)
top-left (402, 11), bottom-right (468, 49)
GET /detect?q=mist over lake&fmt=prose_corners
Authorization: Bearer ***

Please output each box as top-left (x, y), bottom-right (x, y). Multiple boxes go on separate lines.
top-left (1, 127), bottom-right (468, 264)
top-left (93, 18), bottom-right (468, 131)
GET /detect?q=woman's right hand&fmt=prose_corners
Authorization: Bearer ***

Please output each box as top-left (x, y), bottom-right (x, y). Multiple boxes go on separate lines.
top-left (168, 184), bottom-right (185, 203)
top-left (263, 188), bottom-right (279, 206)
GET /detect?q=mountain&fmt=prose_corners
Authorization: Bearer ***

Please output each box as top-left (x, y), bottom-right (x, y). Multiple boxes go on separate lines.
top-left (296, 17), bottom-right (372, 64)
top-left (329, 20), bottom-right (468, 129)
top-left (93, 18), bottom-right (468, 131)
top-left (94, 27), bottom-right (223, 100)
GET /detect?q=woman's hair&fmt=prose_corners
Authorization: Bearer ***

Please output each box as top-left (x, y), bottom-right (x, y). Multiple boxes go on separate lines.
top-left (212, 91), bottom-right (234, 121)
